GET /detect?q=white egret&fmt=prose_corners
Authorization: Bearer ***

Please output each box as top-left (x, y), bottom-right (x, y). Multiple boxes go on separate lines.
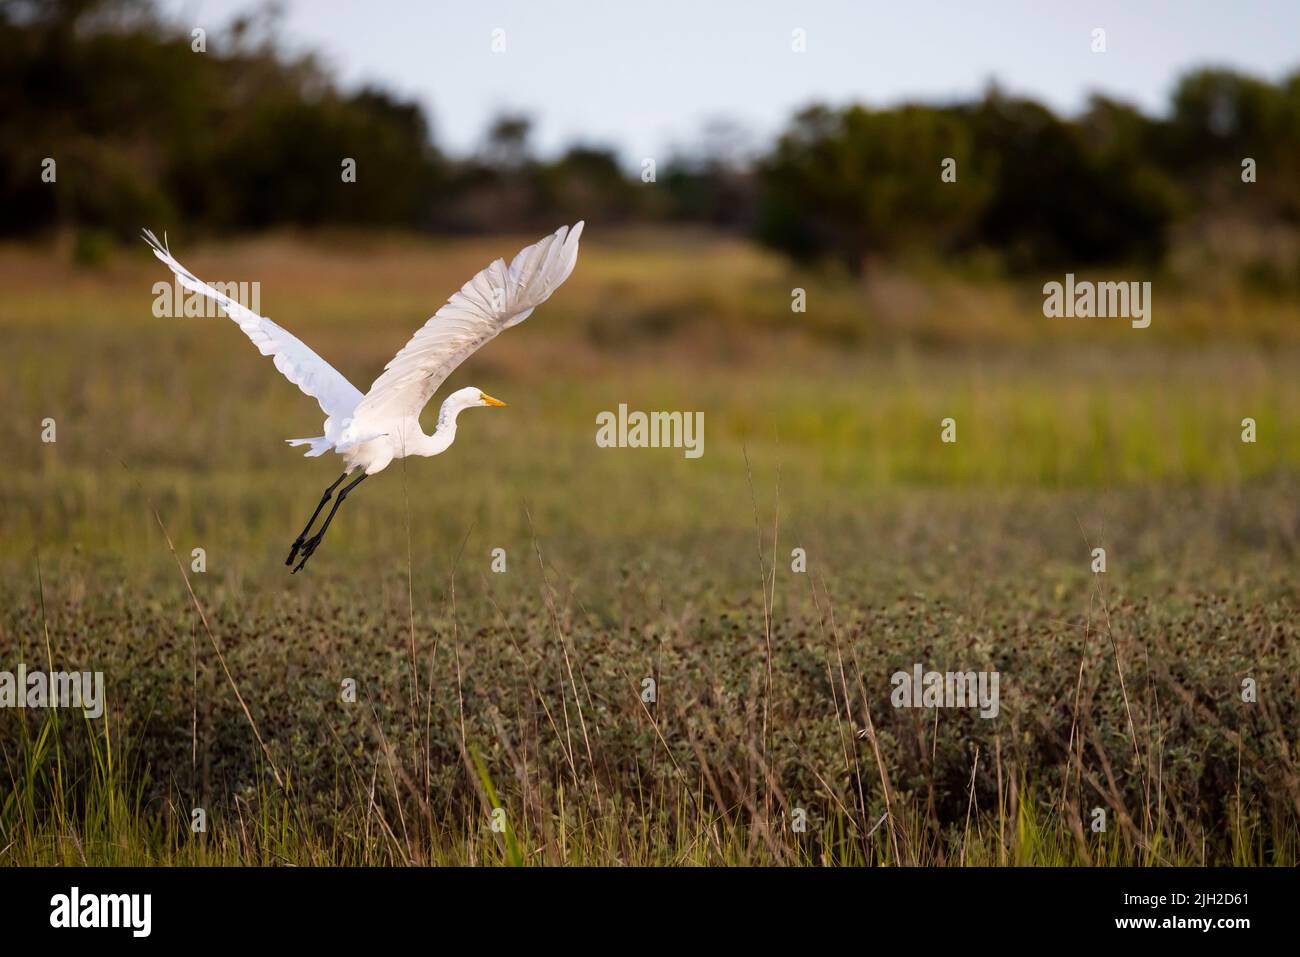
top-left (143, 222), bottom-right (584, 572)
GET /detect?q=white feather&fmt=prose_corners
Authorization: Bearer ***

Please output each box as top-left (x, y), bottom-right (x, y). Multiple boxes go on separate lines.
top-left (349, 221), bottom-right (583, 430)
top-left (142, 228), bottom-right (364, 423)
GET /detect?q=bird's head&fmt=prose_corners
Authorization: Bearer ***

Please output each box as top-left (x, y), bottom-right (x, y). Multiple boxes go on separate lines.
top-left (446, 385), bottom-right (507, 413)
top-left (434, 386), bottom-right (507, 434)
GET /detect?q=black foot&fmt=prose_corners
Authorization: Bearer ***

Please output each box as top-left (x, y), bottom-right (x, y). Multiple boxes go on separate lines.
top-left (291, 533), bottom-right (325, 574)
top-left (285, 538), bottom-right (305, 566)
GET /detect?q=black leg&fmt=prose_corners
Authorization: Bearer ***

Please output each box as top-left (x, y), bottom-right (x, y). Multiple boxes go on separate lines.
top-left (291, 473), bottom-right (368, 574)
top-left (286, 472), bottom-right (349, 566)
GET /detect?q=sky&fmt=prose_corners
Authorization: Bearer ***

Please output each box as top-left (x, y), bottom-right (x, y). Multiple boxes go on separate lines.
top-left (160, 0), bottom-right (1300, 162)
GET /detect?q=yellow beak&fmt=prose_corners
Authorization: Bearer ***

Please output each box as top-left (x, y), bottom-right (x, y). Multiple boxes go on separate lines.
top-left (480, 393), bottom-right (507, 407)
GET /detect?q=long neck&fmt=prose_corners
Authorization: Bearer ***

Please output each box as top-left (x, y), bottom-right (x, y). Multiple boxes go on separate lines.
top-left (410, 399), bottom-right (464, 457)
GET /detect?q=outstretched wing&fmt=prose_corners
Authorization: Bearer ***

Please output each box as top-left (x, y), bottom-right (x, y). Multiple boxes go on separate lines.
top-left (350, 222), bottom-right (583, 428)
top-left (142, 229), bottom-right (364, 420)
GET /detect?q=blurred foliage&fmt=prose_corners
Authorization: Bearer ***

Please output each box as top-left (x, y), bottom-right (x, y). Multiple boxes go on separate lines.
top-left (757, 103), bottom-right (989, 270)
top-left (758, 74), bottom-right (1300, 273)
top-left (1, 0), bottom-right (444, 236)
top-left (3, 0), bottom-right (1300, 276)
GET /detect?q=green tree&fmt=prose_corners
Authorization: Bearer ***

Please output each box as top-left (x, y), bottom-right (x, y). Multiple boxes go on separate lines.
top-left (756, 104), bottom-right (988, 272)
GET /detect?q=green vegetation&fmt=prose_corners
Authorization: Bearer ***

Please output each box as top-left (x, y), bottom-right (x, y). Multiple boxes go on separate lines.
top-left (2, 231), bottom-right (1297, 865)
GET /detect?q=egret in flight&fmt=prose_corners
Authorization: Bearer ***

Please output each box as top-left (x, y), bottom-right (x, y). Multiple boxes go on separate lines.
top-left (143, 223), bottom-right (583, 572)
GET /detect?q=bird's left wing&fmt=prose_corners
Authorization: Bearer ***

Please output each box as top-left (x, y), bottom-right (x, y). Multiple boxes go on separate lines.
top-left (350, 222), bottom-right (583, 428)
top-left (142, 229), bottom-right (364, 420)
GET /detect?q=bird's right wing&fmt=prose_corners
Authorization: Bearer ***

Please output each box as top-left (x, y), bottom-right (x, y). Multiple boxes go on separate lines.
top-left (350, 222), bottom-right (583, 428)
top-left (142, 229), bottom-right (364, 421)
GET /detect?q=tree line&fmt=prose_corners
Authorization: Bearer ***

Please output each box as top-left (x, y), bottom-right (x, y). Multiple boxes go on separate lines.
top-left (4, 0), bottom-right (1298, 273)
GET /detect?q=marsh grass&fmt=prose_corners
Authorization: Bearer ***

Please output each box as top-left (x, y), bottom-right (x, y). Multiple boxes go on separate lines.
top-left (5, 480), bottom-right (1296, 867)
top-left (1, 230), bottom-right (1297, 865)
top-left (3, 658), bottom-right (1294, 866)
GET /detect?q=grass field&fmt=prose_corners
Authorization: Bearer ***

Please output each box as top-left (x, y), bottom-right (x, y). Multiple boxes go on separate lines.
top-left (2, 229), bottom-right (1298, 864)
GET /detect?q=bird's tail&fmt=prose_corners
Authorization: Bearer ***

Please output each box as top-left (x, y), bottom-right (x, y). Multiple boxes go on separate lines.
top-left (286, 436), bottom-right (332, 457)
